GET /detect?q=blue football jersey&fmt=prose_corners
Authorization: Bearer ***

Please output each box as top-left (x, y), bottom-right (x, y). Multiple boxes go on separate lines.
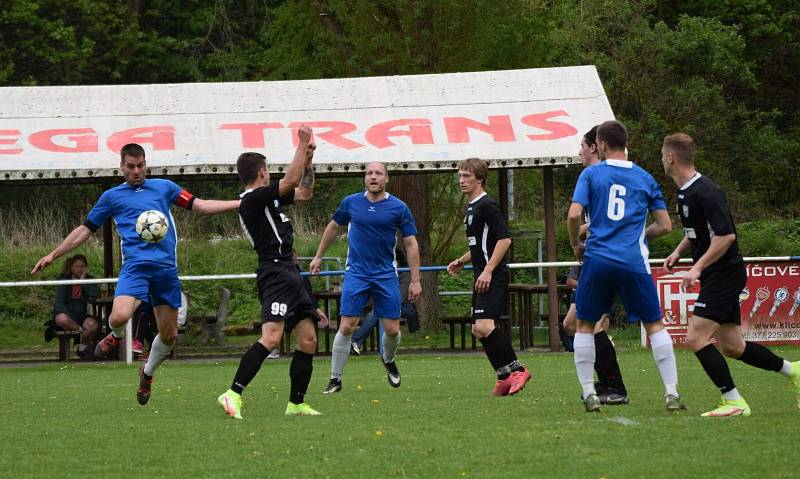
top-left (571, 159), bottom-right (667, 274)
top-left (86, 178), bottom-right (187, 267)
top-left (332, 192), bottom-right (417, 278)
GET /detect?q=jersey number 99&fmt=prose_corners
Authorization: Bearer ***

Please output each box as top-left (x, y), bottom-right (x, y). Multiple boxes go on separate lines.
top-left (270, 302), bottom-right (288, 316)
top-left (607, 184), bottom-right (626, 221)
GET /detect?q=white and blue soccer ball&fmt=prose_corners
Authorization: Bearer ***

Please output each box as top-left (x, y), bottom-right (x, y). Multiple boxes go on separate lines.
top-left (135, 210), bottom-right (169, 243)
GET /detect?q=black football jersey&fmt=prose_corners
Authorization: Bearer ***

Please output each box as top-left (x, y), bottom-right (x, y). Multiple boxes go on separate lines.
top-left (676, 173), bottom-right (741, 274)
top-left (464, 193), bottom-right (510, 273)
top-left (239, 181), bottom-right (295, 264)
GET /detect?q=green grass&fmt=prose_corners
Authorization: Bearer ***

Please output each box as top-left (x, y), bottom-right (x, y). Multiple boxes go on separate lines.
top-left (1, 348), bottom-right (799, 478)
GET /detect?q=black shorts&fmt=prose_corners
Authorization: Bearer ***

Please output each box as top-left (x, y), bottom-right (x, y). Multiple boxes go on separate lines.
top-left (471, 269), bottom-right (508, 320)
top-left (693, 259), bottom-right (747, 325)
top-left (256, 263), bottom-right (320, 332)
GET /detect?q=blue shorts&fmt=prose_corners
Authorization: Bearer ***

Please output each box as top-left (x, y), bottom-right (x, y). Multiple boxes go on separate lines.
top-left (340, 274), bottom-right (401, 319)
top-left (116, 262), bottom-right (182, 309)
top-left (575, 256), bottom-right (662, 324)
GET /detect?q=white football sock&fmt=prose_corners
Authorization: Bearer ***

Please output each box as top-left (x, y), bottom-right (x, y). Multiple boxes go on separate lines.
top-left (330, 332), bottom-right (352, 380)
top-left (573, 333), bottom-right (596, 399)
top-left (382, 329), bottom-right (401, 364)
top-left (650, 329), bottom-right (678, 396)
top-left (779, 360), bottom-right (794, 377)
top-left (723, 387), bottom-right (743, 401)
top-left (143, 335), bottom-right (173, 377)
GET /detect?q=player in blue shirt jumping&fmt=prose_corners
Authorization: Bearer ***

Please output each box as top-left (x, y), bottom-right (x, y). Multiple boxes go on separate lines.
top-left (567, 120), bottom-right (684, 412)
top-left (310, 162), bottom-right (422, 394)
top-left (32, 143), bottom-right (240, 405)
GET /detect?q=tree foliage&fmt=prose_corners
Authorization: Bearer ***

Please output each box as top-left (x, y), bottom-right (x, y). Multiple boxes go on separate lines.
top-left (1, 0), bottom-right (797, 220)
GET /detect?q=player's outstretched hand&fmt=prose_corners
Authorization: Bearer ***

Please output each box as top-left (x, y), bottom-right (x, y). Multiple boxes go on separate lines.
top-left (475, 270), bottom-right (492, 293)
top-left (447, 259), bottom-right (463, 277)
top-left (306, 141), bottom-right (316, 164)
top-left (316, 308), bottom-right (329, 329)
top-left (309, 256), bottom-right (322, 275)
top-left (663, 251), bottom-right (680, 273)
top-left (31, 254), bottom-right (54, 275)
top-left (571, 242), bottom-right (585, 262)
top-left (408, 280), bottom-right (422, 302)
top-left (680, 267), bottom-right (701, 292)
top-left (297, 125), bottom-right (313, 146)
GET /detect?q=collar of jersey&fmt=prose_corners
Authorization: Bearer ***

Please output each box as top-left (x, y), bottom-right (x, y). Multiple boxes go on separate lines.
top-left (240, 188), bottom-right (255, 198)
top-left (362, 191), bottom-right (390, 202)
top-left (469, 191), bottom-right (487, 204)
top-left (679, 172), bottom-right (702, 190)
top-left (605, 159), bottom-right (633, 168)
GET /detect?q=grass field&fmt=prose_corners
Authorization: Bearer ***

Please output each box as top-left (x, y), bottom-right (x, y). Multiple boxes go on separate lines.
top-left (1, 348), bottom-right (799, 478)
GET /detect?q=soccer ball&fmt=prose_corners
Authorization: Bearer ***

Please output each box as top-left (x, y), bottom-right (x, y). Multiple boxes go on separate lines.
top-left (135, 210), bottom-right (169, 243)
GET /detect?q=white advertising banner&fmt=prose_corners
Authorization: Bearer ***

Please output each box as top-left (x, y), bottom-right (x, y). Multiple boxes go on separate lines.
top-left (0, 66), bottom-right (613, 180)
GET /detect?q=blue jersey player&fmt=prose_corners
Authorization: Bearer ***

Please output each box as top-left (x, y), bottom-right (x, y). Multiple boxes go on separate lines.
top-left (567, 120), bottom-right (684, 412)
top-left (32, 143), bottom-right (240, 405)
top-left (310, 162), bottom-right (422, 394)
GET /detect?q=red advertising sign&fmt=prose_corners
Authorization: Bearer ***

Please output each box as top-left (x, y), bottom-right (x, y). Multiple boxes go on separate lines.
top-left (652, 262), bottom-right (800, 347)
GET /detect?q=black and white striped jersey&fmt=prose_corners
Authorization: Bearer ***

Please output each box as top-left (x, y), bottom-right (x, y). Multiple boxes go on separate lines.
top-left (464, 192), bottom-right (510, 274)
top-left (239, 181), bottom-right (295, 264)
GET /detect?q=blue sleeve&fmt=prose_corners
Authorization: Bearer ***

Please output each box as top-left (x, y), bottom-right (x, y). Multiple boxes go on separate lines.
top-left (648, 176), bottom-right (667, 211)
top-left (331, 196), bottom-right (351, 226)
top-left (571, 169), bottom-right (591, 207)
top-left (399, 204), bottom-right (417, 237)
top-left (164, 180), bottom-right (182, 203)
top-left (84, 190), bottom-right (114, 232)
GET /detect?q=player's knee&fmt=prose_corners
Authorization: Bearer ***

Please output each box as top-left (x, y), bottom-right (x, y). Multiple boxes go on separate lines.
top-left (339, 322), bottom-right (357, 336)
top-left (297, 335), bottom-right (317, 353)
top-left (719, 341), bottom-right (743, 358)
top-left (471, 322), bottom-right (491, 338)
top-left (159, 331), bottom-right (177, 346)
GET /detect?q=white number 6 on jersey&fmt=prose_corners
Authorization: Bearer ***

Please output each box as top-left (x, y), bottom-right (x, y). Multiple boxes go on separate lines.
top-left (607, 184), bottom-right (626, 221)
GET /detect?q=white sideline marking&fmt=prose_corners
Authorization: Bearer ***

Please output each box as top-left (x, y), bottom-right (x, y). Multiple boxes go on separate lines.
top-left (607, 416), bottom-right (639, 426)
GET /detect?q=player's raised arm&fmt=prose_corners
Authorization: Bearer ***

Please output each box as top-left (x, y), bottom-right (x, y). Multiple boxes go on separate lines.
top-left (310, 219), bottom-right (343, 274)
top-left (279, 125), bottom-right (313, 198)
top-left (191, 198), bottom-right (241, 215)
top-left (31, 225), bottom-right (93, 275)
top-left (294, 141), bottom-right (316, 202)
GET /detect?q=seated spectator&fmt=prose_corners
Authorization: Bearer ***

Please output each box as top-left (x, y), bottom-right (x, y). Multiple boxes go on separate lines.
top-left (45, 255), bottom-right (101, 358)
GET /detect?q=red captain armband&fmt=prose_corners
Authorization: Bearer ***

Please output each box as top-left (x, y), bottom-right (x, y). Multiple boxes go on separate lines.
top-left (174, 189), bottom-right (196, 210)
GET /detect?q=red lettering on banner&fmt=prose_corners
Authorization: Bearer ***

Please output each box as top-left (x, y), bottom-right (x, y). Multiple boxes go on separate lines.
top-left (365, 119), bottom-right (434, 149)
top-left (0, 130), bottom-right (23, 154)
top-left (107, 126), bottom-right (176, 153)
top-left (443, 115), bottom-right (515, 143)
top-left (28, 128), bottom-right (98, 153)
top-left (220, 123), bottom-right (283, 148)
top-left (287, 122), bottom-right (364, 150)
top-left (521, 110), bottom-right (578, 140)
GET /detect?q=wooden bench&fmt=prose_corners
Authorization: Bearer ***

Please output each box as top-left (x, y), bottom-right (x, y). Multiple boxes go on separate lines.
top-left (55, 330), bottom-right (81, 361)
top-left (441, 315), bottom-right (512, 351)
top-left (174, 287), bottom-right (230, 358)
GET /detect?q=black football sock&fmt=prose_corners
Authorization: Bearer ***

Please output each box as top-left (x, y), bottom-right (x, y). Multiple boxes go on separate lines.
top-left (594, 331), bottom-right (626, 394)
top-left (289, 351), bottom-right (314, 405)
top-left (695, 344), bottom-right (736, 394)
top-left (479, 328), bottom-right (518, 379)
top-left (736, 341), bottom-right (784, 372)
top-left (231, 342), bottom-right (270, 395)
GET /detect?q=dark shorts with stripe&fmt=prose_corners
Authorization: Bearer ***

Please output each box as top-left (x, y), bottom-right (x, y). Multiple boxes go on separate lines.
top-left (471, 268), bottom-right (508, 320)
top-left (256, 263), bottom-right (319, 332)
top-left (693, 259), bottom-right (747, 325)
